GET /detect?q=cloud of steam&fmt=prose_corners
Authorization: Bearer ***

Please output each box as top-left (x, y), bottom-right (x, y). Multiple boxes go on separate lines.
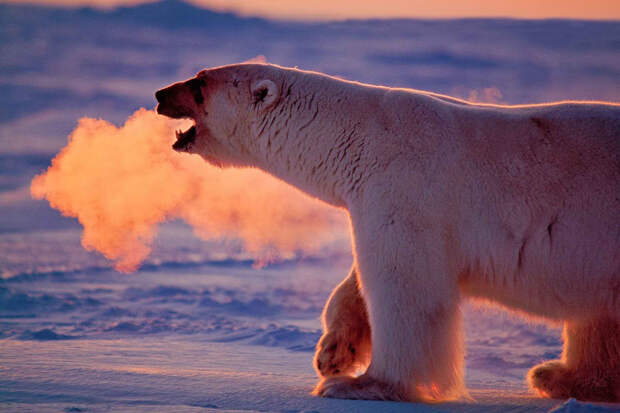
top-left (449, 86), bottom-right (503, 104)
top-left (31, 109), bottom-right (349, 272)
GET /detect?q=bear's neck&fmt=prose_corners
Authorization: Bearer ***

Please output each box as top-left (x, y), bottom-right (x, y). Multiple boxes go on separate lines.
top-left (250, 77), bottom-right (381, 208)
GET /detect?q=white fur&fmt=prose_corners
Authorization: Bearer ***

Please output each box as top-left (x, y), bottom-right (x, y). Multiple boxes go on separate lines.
top-left (157, 63), bottom-right (620, 402)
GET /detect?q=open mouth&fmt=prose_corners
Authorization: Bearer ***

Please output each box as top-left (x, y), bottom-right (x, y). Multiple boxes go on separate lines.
top-left (155, 84), bottom-right (199, 152)
top-left (155, 100), bottom-right (197, 151)
top-left (173, 123), bottom-right (196, 151)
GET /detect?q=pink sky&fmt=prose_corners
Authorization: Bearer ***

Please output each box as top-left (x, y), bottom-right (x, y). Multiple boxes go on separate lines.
top-left (3, 0), bottom-right (620, 20)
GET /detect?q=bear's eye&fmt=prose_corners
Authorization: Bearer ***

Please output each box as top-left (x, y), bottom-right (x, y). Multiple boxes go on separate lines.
top-left (232, 79), bottom-right (239, 88)
top-left (186, 78), bottom-right (205, 105)
top-left (253, 88), bottom-right (268, 103)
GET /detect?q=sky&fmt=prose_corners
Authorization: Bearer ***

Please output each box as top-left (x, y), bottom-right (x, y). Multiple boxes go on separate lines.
top-left (3, 0), bottom-right (620, 20)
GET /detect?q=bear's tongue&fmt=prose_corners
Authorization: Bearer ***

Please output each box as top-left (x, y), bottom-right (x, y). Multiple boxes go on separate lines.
top-left (173, 125), bottom-right (196, 151)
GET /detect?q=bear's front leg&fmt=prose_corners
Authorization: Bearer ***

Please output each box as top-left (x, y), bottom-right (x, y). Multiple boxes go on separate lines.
top-left (315, 217), bottom-right (466, 402)
top-left (314, 265), bottom-right (371, 377)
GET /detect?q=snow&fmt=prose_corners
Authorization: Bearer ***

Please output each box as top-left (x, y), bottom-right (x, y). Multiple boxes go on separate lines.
top-left (1, 1), bottom-right (619, 411)
top-left (1, 236), bottom-right (615, 411)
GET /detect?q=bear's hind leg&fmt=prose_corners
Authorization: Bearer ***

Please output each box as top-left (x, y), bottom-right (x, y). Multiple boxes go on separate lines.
top-left (314, 265), bottom-right (371, 377)
top-left (528, 315), bottom-right (620, 402)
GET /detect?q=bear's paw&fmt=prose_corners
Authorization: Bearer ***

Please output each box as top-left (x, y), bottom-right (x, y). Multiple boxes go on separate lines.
top-left (315, 331), bottom-right (361, 377)
top-left (313, 374), bottom-right (407, 401)
top-left (528, 360), bottom-right (620, 402)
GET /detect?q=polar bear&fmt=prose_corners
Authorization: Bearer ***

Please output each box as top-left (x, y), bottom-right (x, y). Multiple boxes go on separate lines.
top-left (155, 63), bottom-right (620, 403)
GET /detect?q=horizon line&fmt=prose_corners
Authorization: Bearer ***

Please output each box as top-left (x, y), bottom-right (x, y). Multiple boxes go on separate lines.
top-left (2, 0), bottom-right (620, 22)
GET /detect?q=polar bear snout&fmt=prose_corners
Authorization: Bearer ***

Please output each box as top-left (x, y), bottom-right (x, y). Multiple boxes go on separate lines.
top-left (155, 82), bottom-right (196, 119)
top-left (156, 79), bottom-right (206, 152)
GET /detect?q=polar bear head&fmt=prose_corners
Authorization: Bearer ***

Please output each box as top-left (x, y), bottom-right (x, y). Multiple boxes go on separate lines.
top-left (155, 64), bottom-right (284, 167)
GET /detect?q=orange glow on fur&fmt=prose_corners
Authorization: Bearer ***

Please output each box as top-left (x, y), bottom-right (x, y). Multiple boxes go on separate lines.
top-left (31, 109), bottom-right (348, 271)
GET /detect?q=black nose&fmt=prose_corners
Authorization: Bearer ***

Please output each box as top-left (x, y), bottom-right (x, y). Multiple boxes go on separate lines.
top-left (155, 88), bottom-right (168, 103)
top-left (155, 83), bottom-right (194, 118)
top-left (155, 83), bottom-right (183, 104)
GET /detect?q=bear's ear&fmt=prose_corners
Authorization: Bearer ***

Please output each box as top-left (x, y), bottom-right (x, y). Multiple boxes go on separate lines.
top-left (251, 79), bottom-right (279, 109)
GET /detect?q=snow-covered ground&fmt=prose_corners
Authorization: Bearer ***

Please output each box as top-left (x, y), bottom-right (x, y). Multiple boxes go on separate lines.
top-left (0, 228), bottom-right (562, 412)
top-left (1, 1), bottom-right (619, 411)
top-left (2, 225), bottom-right (616, 412)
